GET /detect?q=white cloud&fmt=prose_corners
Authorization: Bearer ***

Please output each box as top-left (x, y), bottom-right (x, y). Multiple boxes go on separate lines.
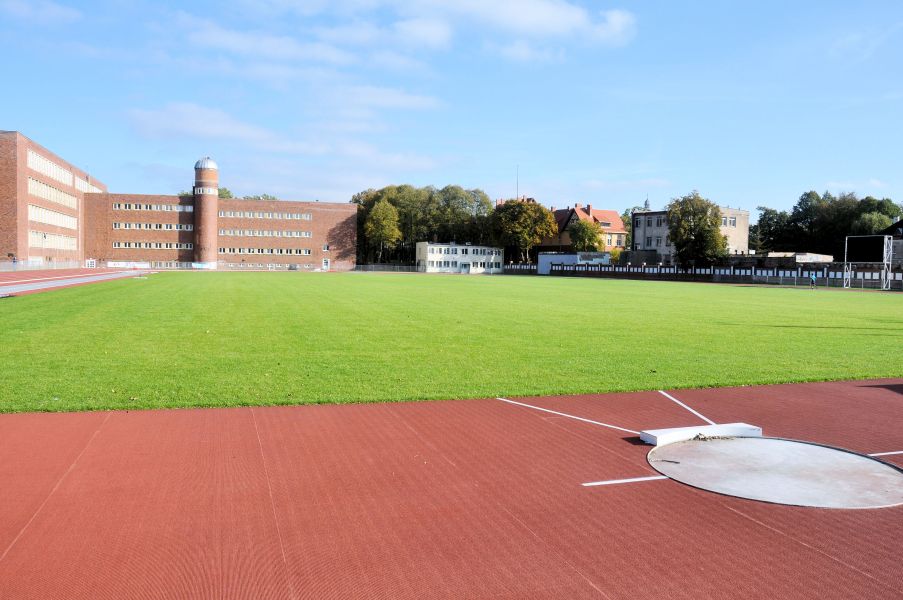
top-left (346, 85), bottom-right (441, 110)
top-left (129, 102), bottom-right (327, 155)
top-left (178, 13), bottom-right (355, 65)
top-left (498, 40), bottom-right (563, 63)
top-left (128, 102), bottom-right (437, 173)
top-left (393, 17), bottom-right (453, 49)
top-left (0, 0), bottom-right (80, 23)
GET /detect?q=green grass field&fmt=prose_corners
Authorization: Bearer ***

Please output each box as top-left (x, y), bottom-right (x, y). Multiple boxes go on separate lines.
top-left (1, 272), bottom-right (901, 412)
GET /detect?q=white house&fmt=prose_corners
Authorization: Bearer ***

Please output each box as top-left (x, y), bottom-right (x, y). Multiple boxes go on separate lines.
top-left (415, 242), bottom-right (504, 274)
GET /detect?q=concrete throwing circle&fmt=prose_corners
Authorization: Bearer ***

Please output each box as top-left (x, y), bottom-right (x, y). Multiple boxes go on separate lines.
top-left (647, 437), bottom-right (903, 509)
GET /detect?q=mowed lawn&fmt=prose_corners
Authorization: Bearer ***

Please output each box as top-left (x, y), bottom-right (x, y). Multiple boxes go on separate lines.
top-left (1, 271), bottom-right (901, 412)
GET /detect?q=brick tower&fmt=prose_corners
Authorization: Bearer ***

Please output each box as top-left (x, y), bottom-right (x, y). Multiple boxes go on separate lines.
top-left (193, 157), bottom-right (219, 266)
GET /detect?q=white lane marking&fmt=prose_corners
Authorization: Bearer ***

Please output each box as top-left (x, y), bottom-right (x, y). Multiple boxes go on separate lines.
top-left (496, 397), bottom-right (640, 435)
top-left (582, 475), bottom-right (668, 487)
top-left (0, 270), bottom-right (126, 285)
top-left (869, 450), bottom-right (903, 457)
top-left (658, 390), bottom-right (716, 425)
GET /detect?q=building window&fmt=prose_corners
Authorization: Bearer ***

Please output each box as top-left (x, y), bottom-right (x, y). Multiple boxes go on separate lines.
top-left (729, 217), bottom-right (737, 227)
top-left (655, 236), bottom-right (662, 247)
top-left (646, 236), bottom-right (652, 246)
top-left (646, 218), bottom-right (652, 226)
top-left (722, 217), bottom-right (728, 226)
top-left (656, 217), bottom-right (662, 227)
top-left (323, 244), bottom-right (329, 251)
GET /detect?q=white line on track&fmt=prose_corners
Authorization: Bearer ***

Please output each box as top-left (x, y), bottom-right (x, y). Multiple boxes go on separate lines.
top-left (0, 271), bottom-right (125, 285)
top-left (582, 475), bottom-right (668, 487)
top-left (496, 397), bottom-right (640, 435)
top-left (869, 450), bottom-right (903, 457)
top-left (658, 390), bottom-right (716, 425)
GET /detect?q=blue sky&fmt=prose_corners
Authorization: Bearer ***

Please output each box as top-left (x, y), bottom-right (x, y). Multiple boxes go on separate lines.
top-left (1, 0), bottom-right (901, 217)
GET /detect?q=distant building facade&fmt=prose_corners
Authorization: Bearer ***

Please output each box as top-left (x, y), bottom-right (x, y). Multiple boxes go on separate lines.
top-left (537, 251), bottom-right (610, 275)
top-left (538, 203), bottom-right (627, 253)
top-left (880, 218), bottom-right (903, 265)
top-left (632, 206), bottom-right (749, 264)
top-left (1, 131), bottom-right (356, 270)
top-left (415, 242), bottom-right (503, 274)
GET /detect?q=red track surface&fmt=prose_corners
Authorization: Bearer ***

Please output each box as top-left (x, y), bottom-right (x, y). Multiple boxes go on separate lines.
top-left (0, 379), bottom-right (901, 599)
top-left (0, 268), bottom-right (142, 296)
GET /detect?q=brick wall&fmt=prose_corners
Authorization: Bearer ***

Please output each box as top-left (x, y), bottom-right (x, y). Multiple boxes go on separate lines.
top-left (0, 132), bottom-right (17, 260)
top-left (83, 194), bottom-right (195, 263)
top-left (218, 199), bottom-right (356, 270)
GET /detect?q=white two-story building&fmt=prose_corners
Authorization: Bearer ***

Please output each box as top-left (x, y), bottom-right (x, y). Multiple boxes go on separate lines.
top-left (415, 242), bottom-right (504, 274)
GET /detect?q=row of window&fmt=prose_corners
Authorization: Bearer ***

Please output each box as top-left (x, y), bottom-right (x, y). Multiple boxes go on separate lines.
top-left (645, 236), bottom-right (671, 247)
top-left (219, 248), bottom-right (313, 255)
top-left (636, 215), bottom-right (738, 229)
top-left (112, 242), bottom-right (194, 249)
top-left (27, 150), bottom-right (73, 187)
top-left (113, 203), bottom-right (194, 212)
top-left (606, 235), bottom-right (625, 247)
top-left (28, 177), bottom-right (78, 210)
top-left (428, 247), bottom-right (501, 256)
top-left (28, 204), bottom-right (78, 230)
top-left (429, 260), bottom-right (501, 269)
top-left (218, 229), bottom-right (312, 238)
top-left (218, 210), bottom-right (313, 220)
top-left (113, 223), bottom-right (194, 231)
top-left (74, 177), bottom-right (103, 194)
top-left (28, 230), bottom-right (77, 251)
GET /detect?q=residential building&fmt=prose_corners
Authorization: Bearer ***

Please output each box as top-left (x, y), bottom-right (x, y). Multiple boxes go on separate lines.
top-left (538, 203), bottom-right (627, 253)
top-left (631, 206), bottom-right (749, 264)
top-left (415, 242), bottom-right (503, 274)
top-left (1, 131), bottom-right (356, 270)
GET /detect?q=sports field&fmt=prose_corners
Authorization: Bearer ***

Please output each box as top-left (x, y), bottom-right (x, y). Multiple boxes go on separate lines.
top-left (0, 271), bottom-right (900, 412)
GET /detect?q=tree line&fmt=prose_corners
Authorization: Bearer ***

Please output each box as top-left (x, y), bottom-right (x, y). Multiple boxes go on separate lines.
top-left (353, 185), bottom-right (558, 263)
top-left (751, 191), bottom-right (900, 258)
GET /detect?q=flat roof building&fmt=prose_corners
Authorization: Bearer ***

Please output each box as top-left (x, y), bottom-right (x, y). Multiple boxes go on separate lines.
top-left (1, 132), bottom-right (356, 271)
top-left (415, 242), bottom-right (503, 274)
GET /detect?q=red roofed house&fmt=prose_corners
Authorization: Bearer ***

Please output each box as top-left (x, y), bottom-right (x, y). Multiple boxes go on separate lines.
top-left (537, 203), bottom-right (628, 253)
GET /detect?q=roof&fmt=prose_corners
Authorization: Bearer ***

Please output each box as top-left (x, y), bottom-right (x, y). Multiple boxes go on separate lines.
top-left (880, 218), bottom-right (903, 238)
top-left (194, 157), bottom-right (218, 170)
top-left (553, 206), bottom-right (627, 234)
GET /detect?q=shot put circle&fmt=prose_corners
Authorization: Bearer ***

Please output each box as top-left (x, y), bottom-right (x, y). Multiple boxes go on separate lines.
top-left (647, 436), bottom-right (903, 509)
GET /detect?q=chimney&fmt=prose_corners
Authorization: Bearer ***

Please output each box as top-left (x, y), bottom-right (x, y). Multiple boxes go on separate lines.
top-left (586, 203), bottom-right (592, 215)
top-left (575, 203), bottom-right (582, 209)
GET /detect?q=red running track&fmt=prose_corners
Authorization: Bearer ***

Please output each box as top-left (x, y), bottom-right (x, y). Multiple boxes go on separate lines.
top-left (0, 379), bottom-right (901, 599)
top-left (0, 268), bottom-right (145, 296)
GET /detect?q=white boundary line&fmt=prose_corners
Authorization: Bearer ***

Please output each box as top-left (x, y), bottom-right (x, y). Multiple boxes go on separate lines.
top-left (658, 390), bottom-right (716, 425)
top-left (582, 475), bottom-right (667, 487)
top-left (0, 270), bottom-right (125, 285)
top-left (496, 397), bottom-right (640, 435)
top-left (869, 450), bottom-right (903, 457)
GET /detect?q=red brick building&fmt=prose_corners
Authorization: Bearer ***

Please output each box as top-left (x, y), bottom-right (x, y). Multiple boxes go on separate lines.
top-left (1, 132), bottom-right (356, 270)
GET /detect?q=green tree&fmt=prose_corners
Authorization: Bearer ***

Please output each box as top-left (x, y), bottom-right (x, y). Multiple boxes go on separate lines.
top-left (755, 206), bottom-right (793, 253)
top-left (242, 194), bottom-right (278, 201)
top-left (851, 211), bottom-right (893, 235)
top-left (364, 199), bottom-right (402, 263)
top-left (666, 191), bottom-right (727, 267)
top-left (491, 200), bottom-right (557, 262)
top-left (218, 188), bottom-right (234, 199)
top-left (568, 219), bottom-right (603, 251)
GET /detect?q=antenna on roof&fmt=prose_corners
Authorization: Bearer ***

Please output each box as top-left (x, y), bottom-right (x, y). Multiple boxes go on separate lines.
top-left (516, 165), bottom-right (519, 201)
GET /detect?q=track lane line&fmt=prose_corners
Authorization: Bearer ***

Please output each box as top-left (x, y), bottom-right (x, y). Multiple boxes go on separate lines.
top-left (0, 412), bottom-right (112, 565)
top-left (658, 390), bottom-right (716, 425)
top-left (869, 450), bottom-right (903, 457)
top-left (496, 397), bottom-right (640, 435)
top-left (582, 475), bottom-right (668, 487)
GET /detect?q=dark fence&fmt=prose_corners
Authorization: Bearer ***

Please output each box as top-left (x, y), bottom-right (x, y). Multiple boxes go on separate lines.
top-left (504, 264), bottom-right (537, 275)
top-left (354, 264), bottom-right (421, 273)
top-left (545, 263), bottom-right (903, 290)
